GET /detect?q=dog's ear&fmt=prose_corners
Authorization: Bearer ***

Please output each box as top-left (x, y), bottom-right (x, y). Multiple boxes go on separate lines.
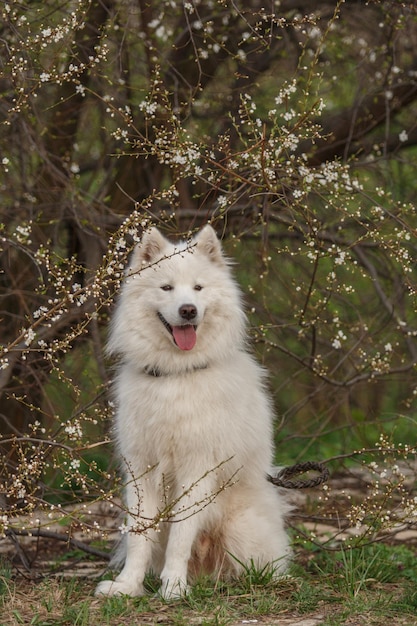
top-left (131, 228), bottom-right (167, 267)
top-left (194, 225), bottom-right (225, 265)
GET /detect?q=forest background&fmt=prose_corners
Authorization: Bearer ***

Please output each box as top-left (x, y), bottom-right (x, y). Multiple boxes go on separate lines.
top-left (0, 0), bottom-right (416, 594)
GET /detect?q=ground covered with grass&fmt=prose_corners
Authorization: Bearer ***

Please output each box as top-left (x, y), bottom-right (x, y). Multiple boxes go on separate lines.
top-left (1, 477), bottom-right (417, 626)
top-left (1, 542), bottom-right (417, 626)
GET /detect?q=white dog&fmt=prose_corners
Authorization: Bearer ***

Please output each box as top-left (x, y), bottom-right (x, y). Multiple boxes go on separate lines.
top-left (95, 225), bottom-right (290, 599)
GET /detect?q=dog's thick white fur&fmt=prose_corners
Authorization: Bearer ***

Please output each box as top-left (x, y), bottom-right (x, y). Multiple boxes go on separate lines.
top-left (95, 225), bottom-right (290, 599)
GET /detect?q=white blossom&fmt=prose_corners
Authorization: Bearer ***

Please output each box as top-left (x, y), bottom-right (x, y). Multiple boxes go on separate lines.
top-left (75, 84), bottom-right (86, 97)
top-left (24, 328), bottom-right (36, 346)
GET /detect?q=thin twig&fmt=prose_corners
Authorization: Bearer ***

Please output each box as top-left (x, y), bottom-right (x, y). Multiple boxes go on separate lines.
top-left (5, 528), bottom-right (110, 561)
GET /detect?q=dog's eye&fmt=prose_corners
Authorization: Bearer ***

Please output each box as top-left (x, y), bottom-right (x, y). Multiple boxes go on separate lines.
top-left (194, 284), bottom-right (203, 291)
top-left (161, 284), bottom-right (173, 291)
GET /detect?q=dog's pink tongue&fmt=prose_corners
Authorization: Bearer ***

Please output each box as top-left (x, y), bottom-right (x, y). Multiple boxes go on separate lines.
top-left (172, 325), bottom-right (197, 351)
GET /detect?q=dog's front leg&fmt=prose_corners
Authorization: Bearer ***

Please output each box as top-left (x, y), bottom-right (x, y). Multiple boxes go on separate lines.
top-left (159, 477), bottom-right (215, 600)
top-left (95, 479), bottom-right (159, 597)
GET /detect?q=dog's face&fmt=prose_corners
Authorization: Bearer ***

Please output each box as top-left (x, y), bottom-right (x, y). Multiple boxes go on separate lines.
top-left (108, 225), bottom-right (246, 369)
top-left (129, 226), bottom-right (225, 352)
top-left (152, 274), bottom-right (206, 352)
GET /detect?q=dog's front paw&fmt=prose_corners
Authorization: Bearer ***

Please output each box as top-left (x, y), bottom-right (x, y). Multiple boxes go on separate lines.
top-left (95, 578), bottom-right (144, 597)
top-left (158, 576), bottom-right (190, 600)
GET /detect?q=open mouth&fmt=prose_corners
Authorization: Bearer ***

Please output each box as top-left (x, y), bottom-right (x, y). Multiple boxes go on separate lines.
top-left (158, 312), bottom-right (197, 351)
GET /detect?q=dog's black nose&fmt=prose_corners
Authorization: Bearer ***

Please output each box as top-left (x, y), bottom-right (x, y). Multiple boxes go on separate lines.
top-left (179, 304), bottom-right (197, 320)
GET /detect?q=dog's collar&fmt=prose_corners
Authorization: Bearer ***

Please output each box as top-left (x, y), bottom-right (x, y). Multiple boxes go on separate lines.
top-left (144, 363), bottom-right (208, 377)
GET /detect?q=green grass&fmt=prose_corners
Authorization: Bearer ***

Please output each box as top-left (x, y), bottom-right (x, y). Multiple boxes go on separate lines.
top-left (1, 543), bottom-right (417, 625)
top-left (311, 543), bottom-right (417, 596)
